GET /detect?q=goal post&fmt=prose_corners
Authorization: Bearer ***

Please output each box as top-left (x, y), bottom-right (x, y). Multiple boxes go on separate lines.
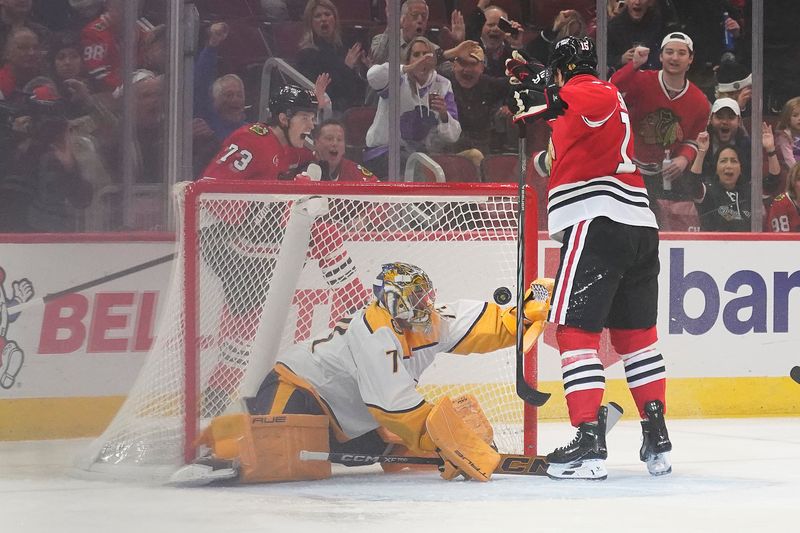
top-left (75, 180), bottom-right (540, 481)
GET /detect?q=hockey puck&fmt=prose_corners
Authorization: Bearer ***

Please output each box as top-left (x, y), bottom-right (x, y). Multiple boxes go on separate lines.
top-left (493, 287), bottom-right (512, 305)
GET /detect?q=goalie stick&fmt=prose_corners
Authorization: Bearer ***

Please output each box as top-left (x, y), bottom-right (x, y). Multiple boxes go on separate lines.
top-left (300, 402), bottom-right (624, 477)
top-left (791, 366), bottom-right (800, 385)
top-left (515, 122), bottom-right (551, 408)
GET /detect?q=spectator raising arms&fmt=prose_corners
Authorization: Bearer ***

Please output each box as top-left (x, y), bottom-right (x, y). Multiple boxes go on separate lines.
top-left (296, 0), bottom-right (367, 113)
top-left (363, 36), bottom-right (466, 179)
top-left (687, 123), bottom-right (780, 232)
top-left (466, 1), bottom-right (524, 78)
top-left (444, 45), bottom-right (508, 164)
top-left (701, 98), bottom-right (751, 178)
top-left (525, 10), bottom-right (587, 66)
top-left (610, 33), bottom-right (710, 213)
top-left (768, 163), bottom-right (800, 232)
top-left (775, 96), bottom-right (800, 171)
top-left (192, 22), bottom-right (248, 175)
top-left (607, 0), bottom-right (664, 71)
top-left (369, 0), bottom-right (437, 68)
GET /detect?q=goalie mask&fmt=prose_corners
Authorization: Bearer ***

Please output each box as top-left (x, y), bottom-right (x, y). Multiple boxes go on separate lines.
top-left (373, 262), bottom-right (436, 329)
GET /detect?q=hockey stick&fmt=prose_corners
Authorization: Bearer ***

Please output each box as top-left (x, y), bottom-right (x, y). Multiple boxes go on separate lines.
top-left (515, 122), bottom-right (550, 407)
top-left (301, 402), bottom-right (624, 476)
top-left (791, 366), bottom-right (800, 384)
top-left (8, 253), bottom-right (175, 314)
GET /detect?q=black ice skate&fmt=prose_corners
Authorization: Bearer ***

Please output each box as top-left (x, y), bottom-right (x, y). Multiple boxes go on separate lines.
top-left (640, 399), bottom-right (672, 476)
top-left (546, 405), bottom-right (608, 480)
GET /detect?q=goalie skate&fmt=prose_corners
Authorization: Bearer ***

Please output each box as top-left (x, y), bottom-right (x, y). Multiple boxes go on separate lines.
top-left (168, 457), bottom-right (239, 487)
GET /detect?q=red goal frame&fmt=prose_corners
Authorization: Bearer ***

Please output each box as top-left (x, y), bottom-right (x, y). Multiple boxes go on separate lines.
top-left (181, 180), bottom-right (540, 461)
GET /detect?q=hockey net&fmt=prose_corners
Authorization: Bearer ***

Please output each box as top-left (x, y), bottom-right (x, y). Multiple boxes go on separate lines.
top-left (75, 180), bottom-right (539, 481)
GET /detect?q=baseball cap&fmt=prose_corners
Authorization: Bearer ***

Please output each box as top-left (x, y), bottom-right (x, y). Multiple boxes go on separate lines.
top-left (660, 32), bottom-right (693, 53)
top-left (711, 97), bottom-right (741, 116)
top-left (468, 46), bottom-right (485, 63)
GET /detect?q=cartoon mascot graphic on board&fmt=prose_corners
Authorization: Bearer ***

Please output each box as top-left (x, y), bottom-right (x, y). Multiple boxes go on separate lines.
top-left (0, 267), bottom-right (34, 389)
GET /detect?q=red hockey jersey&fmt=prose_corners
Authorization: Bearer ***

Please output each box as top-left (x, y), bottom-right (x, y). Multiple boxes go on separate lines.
top-left (610, 63), bottom-right (710, 168)
top-left (81, 14), bottom-right (154, 92)
top-left (767, 193), bottom-right (800, 232)
top-left (201, 123), bottom-right (314, 181)
top-left (545, 74), bottom-right (658, 238)
top-left (333, 159), bottom-right (379, 182)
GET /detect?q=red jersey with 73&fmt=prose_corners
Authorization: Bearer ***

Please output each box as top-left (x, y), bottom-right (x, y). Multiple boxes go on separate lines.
top-left (201, 123), bottom-right (313, 181)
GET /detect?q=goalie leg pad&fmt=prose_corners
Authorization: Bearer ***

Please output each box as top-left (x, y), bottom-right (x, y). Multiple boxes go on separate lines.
top-left (450, 394), bottom-right (494, 446)
top-left (197, 413), bottom-right (332, 483)
top-left (426, 397), bottom-right (501, 482)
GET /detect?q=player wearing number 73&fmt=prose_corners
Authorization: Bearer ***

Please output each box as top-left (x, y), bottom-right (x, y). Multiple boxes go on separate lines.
top-left (171, 262), bottom-right (554, 485)
top-left (505, 37), bottom-right (672, 480)
top-left (196, 86), bottom-right (372, 421)
top-left (201, 84), bottom-right (317, 181)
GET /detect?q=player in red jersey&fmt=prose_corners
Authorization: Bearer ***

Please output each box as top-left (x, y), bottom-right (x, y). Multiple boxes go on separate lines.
top-left (199, 87), bottom-right (371, 415)
top-left (768, 164), bottom-right (800, 232)
top-left (506, 37), bottom-right (671, 480)
top-left (201, 86), bottom-right (317, 181)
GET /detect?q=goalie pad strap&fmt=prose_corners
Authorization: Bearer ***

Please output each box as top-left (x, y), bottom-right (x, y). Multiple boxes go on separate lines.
top-left (426, 397), bottom-right (501, 482)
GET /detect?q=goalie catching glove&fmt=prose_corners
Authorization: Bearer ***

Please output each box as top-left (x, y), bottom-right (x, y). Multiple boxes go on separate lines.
top-left (500, 277), bottom-right (554, 352)
top-left (505, 50), bottom-right (567, 123)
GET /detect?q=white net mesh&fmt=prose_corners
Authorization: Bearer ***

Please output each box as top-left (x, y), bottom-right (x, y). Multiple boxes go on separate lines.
top-left (75, 181), bottom-right (537, 480)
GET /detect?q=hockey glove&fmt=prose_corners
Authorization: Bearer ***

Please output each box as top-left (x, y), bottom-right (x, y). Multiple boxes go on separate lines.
top-left (507, 80), bottom-right (568, 123)
top-left (505, 51), bottom-right (568, 123)
top-left (504, 49), bottom-right (547, 87)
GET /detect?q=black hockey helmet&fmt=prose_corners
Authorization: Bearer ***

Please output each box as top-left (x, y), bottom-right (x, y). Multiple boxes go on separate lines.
top-left (549, 36), bottom-right (598, 81)
top-left (268, 85), bottom-right (318, 118)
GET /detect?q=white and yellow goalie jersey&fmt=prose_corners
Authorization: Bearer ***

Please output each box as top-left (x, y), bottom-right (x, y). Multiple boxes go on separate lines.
top-left (274, 299), bottom-right (517, 454)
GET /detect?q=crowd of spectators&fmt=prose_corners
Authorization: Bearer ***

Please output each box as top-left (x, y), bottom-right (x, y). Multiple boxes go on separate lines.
top-left (0, 0), bottom-right (799, 234)
top-left (0, 0), bottom-right (168, 233)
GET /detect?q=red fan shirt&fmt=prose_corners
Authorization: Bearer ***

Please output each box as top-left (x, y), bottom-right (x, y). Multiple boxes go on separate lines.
top-left (767, 193), bottom-right (800, 232)
top-left (333, 159), bottom-right (379, 182)
top-left (610, 63), bottom-right (710, 168)
top-left (81, 14), bottom-right (154, 92)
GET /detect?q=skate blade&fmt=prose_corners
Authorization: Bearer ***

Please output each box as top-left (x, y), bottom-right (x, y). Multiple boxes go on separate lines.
top-left (547, 459), bottom-right (607, 480)
top-left (645, 452), bottom-right (672, 477)
top-left (167, 463), bottom-right (239, 487)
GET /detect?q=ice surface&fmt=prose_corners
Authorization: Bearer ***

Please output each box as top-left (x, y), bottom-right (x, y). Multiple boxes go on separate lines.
top-left (2, 418), bottom-right (799, 533)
